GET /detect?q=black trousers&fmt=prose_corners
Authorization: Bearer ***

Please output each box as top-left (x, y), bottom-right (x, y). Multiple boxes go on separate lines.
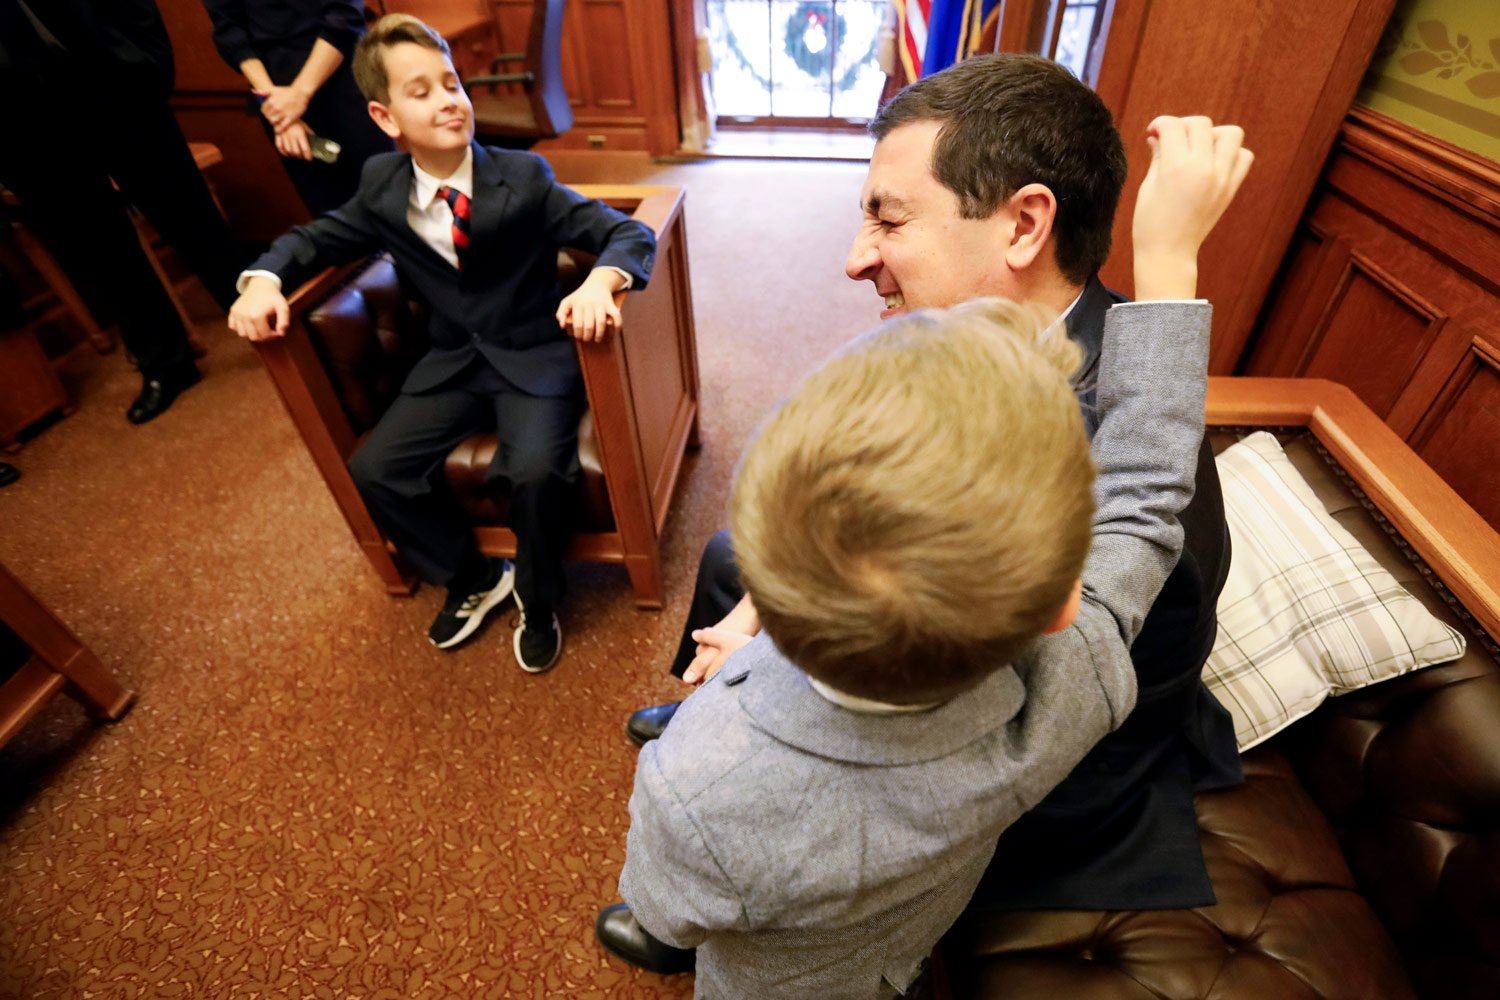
top-left (348, 358), bottom-right (582, 611)
top-left (0, 63), bottom-right (244, 378)
top-left (669, 530), bottom-right (744, 678)
top-left (259, 51), bottom-right (394, 216)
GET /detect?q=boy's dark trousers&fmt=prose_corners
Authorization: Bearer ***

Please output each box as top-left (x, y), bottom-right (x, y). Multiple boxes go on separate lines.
top-left (348, 357), bottom-right (582, 610)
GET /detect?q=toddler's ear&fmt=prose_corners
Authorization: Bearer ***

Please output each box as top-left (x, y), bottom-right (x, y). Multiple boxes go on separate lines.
top-left (1041, 579), bottom-right (1083, 635)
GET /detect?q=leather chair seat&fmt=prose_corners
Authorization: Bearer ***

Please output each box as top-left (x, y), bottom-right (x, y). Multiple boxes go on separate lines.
top-left (305, 253), bottom-right (616, 535)
top-left (944, 430), bottom-right (1500, 999)
top-left (443, 418), bottom-right (613, 532)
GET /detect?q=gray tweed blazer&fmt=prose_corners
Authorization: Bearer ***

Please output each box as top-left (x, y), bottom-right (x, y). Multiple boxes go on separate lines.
top-left (619, 301), bottom-right (1212, 998)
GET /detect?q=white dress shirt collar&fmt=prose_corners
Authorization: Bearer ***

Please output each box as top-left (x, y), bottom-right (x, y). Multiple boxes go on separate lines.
top-left (806, 675), bottom-right (941, 715)
top-left (411, 146), bottom-right (475, 209)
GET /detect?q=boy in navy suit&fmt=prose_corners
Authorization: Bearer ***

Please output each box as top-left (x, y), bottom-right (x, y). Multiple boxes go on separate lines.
top-left (229, 15), bottom-right (657, 672)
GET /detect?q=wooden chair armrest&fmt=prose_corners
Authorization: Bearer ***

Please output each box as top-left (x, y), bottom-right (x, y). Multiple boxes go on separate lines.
top-left (466, 72), bottom-right (534, 87)
top-left (1207, 376), bottom-right (1500, 639)
top-left (256, 263), bottom-right (372, 458)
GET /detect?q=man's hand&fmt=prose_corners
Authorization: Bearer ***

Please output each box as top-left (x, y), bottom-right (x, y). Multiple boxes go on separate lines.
top-left (274, 121), bottom-right (314, 161)
top-left (683, 627), bottom-right (755, 685)
top-left (1132, 116), bottom-right (1254, 301)
top-left (682, 594), bottom-right (761, 685)
top-left (228, 277), bottom-right (290, 342)
top-left (556, 269), bottom-right (625, 342)
top-left (256, 85), bottom-right (311, 133)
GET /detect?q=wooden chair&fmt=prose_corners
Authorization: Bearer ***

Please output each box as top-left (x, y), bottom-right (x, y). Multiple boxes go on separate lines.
top-left (464, 0), bottom-right (574, 149)
top-left (0, 562), bottom-right (135, 748)
top-left (251, 185), bottom-right (699, 608)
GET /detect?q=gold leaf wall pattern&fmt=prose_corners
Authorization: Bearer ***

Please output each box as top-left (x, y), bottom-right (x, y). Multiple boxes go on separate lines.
top-left (1359, 0), bottom-right (1500, 162)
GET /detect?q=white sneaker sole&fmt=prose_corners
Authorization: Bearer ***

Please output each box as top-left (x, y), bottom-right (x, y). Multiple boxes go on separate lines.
top-left (513, 592), bottom-right (563, 673)
top-left (430, 561), bottom-right (515, 650)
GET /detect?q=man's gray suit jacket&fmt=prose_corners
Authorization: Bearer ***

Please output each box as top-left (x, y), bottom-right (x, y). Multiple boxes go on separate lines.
top-left (619, 301), bottom-right (1213, 998)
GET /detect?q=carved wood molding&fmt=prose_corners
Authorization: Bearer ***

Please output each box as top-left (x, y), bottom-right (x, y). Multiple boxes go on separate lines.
top-left (1341, 106), bottom-right (1500, 228)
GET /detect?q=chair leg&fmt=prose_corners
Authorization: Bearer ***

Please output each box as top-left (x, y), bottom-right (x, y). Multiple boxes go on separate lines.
top-left (131, 211), bottom-right (208, 358)
top-left (623, 551), bottom-right (665, 610)
top-left (11, 224), bottom-right (116, 354)
top-left (363, 539), bottom-right (419, 596)
top-left (0, 566), bottom-right (135, 723)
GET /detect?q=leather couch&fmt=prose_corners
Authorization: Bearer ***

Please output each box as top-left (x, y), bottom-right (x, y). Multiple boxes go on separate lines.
top-left (942, 378), bottom-right (1500, 1000)
top-left (253, 185), bottom-right (700, 608)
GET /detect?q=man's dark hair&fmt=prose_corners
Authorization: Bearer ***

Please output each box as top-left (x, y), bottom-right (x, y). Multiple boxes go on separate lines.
top-left (872, 54), bottom-right (1127, 285)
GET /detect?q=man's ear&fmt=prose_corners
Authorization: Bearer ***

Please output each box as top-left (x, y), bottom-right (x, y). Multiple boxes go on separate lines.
top-left (368, 100), bottom-right (401, 140)
top-left (1003, 182), bottom-right (1058, 273)
top-left (1041, 578), bottom-right (1082, 635)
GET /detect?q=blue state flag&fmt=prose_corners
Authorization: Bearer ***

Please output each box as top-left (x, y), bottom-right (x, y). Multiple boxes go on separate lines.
top-left (920, 0), bottom-right (1004, 77)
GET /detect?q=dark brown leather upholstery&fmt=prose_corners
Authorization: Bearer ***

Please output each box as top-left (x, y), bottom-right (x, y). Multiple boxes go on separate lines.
top-left (301, 253), bottom-right (611, 532)
top-left (946, 431), bottom-right (1500, 1000)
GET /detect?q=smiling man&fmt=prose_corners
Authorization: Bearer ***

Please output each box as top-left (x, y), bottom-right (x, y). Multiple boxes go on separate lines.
top-left (622, 54), bottom-right (1244, 922)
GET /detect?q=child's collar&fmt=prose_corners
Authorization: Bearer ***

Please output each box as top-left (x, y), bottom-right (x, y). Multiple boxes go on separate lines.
top-left (805, 675), bottom-right (942, 715)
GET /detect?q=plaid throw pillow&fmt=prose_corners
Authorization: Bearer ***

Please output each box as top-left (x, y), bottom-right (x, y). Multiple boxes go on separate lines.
top-left (1204, 432), bottom-right (1467, 750)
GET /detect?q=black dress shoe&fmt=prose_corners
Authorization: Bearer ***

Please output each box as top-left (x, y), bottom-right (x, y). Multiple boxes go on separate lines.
top-left (595, 903), bottom-right (694, 974)
top-left (127, 366), bottom-right (201, 425)
top-left (0, 463), bottom-right (18, 488)
top-left (626, 700), bottom-right (682, 746)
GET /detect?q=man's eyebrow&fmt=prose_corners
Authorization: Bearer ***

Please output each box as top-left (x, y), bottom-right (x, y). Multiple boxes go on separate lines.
top-left (863, 190), bottom-right (910, 215)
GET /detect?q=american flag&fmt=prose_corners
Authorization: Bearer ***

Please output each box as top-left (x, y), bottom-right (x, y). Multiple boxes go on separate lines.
top-left (894, 0), bottom-right (1001, 82)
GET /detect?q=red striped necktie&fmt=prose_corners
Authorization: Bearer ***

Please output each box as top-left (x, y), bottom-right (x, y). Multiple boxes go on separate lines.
top-left (436, 185), bottom-right (470, 269)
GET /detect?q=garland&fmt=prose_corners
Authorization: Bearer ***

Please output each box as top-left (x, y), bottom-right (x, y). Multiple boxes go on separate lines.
top-left (719, 2), bottom-right (881, 99)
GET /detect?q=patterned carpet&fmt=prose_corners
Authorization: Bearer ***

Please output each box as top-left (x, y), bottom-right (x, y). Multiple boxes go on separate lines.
top-left (0, 157), bottom-right (879, 999)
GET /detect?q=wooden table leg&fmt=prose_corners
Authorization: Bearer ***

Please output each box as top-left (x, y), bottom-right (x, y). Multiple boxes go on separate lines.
top-left (0, 564), bottom-right (135, 747)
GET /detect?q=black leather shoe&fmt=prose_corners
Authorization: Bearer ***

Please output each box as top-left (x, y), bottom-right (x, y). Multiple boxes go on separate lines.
top-left (0, 463), bottom-right (18, 488)
top-left (127, 366), bottom-right (201, 425)
top-left (626, 700), bottom-right (681, 746)
top-left (595, 903), bottom-right (694, 974)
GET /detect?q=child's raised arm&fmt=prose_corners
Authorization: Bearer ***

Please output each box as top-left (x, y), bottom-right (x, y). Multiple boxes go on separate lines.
top-left (1005, 116), bottom-right (1252, 804)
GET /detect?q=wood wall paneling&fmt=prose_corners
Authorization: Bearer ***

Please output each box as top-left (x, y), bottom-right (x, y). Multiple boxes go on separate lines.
top-left (1411, 340), bottom-right (1500, 531)
top-left (1243, 108), bottom-right (1500, 530)
top-left (490, 0), bottom-right (681, 155)
top-left (1247, 227), bottom-right (1330, 376)
top-left (582, 1), bottom-right (639, 108)
top-left (1093, 0), bottom-right (1397, 374)
top-left (1292, 250), bottom-right (1445, 422)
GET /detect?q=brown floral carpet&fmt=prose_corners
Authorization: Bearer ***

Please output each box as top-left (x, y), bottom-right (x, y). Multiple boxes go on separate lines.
top-left (0, 157), bottom-right (878, 999)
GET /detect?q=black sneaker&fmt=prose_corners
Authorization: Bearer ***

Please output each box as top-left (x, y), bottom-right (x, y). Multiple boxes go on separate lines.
top-left (513, 592), bottom-right (562, 673)
top-left (428, 558), bottom-right (514, 649)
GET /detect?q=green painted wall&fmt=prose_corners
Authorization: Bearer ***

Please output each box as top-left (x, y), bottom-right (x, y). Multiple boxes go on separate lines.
top-left (1358, 0), bottom-right (1500, 162)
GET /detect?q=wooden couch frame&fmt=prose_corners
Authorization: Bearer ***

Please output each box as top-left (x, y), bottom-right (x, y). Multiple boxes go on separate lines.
top-left (251, 185), bottom-right (699, 608)
top-left (1206, 377), bottom-right (1500, 639)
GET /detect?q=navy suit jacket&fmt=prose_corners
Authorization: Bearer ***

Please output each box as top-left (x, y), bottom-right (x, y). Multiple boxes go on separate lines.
top-left (971, 278), bottom-right (1244, 911)
top-left (250, 143), bottom-right (656, 398)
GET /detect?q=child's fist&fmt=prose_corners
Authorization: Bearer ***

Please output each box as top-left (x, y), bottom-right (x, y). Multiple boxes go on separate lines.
top-left (228, 277), bottom-right (290, 342)
top-left (1132, 116), bottom-right (1254, 300)
top-left (556, 270), bottom-right (626, 343)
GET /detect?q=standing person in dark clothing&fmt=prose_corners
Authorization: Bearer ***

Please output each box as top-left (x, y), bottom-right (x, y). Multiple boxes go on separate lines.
top-left (0, 0), bottom-right (248, 424)
top-left (204, 0), bottom-right (395, 215)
